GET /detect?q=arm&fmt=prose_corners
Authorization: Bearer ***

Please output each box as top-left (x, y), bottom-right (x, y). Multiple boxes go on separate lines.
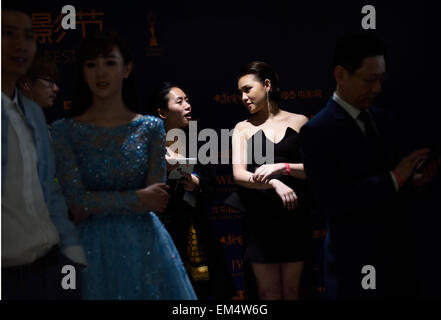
top-left (47, 168), bottom-right (87, 266)
top-left (50, 123), bottom-right (148, 221)
top-left (251, 116), bottom-right (309, 182)
top-left (252, 163), bottom-right (306, 183)
top-left (145, 118), bottom-right (167, 185)
top-left (26, 105), bottom-right (87, 265)
top-left (45, 135), bottom-right (87, 266)
top-left (231, 123), bottom-right (278, 190)
top-left (232, 123), bottom-right (299, 211)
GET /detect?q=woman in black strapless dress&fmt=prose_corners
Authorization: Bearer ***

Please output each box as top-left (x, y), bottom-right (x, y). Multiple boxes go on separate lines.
top-left (232, 61), bottom-right (311, 300)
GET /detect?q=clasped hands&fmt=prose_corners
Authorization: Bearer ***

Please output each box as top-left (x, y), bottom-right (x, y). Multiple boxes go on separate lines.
top-left (252, 163), bottom-right (298, 211)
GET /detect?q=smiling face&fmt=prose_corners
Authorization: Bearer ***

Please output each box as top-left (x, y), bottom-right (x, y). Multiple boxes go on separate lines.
top-left (82, 46), bottom-right (132, 101)
top-left (238, 74), bottom-right (268, 114)
top-left (336, 55), bottom-right (386, 110)
top-left (1, 10), bottom-right (37, 83)
top-left (160, 87), bottom-right (192, 129)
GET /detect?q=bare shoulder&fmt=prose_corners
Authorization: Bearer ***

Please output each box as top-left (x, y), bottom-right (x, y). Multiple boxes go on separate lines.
top-left (233, 120), bottom-right (250, 133)
top-left (283, 111), bottom-right (310, 130)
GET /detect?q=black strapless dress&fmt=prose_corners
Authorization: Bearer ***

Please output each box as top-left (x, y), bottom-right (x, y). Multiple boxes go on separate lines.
top-left (237, 127), bottom-right (311, 263)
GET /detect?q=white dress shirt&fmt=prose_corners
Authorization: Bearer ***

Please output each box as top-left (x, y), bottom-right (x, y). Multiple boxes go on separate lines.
top-left (1, 91), bottom-right (60, 267)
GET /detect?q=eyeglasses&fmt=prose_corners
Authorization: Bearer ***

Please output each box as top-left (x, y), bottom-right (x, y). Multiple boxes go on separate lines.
top-left (36, 77), bottom-right (58, 88)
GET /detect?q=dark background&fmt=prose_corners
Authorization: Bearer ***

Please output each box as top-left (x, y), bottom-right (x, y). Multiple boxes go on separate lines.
top-left (20, 0), bottom-right (437, 299)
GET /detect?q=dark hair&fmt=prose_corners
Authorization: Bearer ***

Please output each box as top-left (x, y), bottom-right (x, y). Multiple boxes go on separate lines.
top-left (24, 51), bottom-right (59, 82)
top-left (333, 32), bottom-right (387, 74)
top-left (1, 1), bottom-right (32, 18)
top-left (149, 81), bottom-right (180, 113)
top-left (237, 61), bottom-right (281, 103)
top-left (69, 31), bottom-right (139, 117)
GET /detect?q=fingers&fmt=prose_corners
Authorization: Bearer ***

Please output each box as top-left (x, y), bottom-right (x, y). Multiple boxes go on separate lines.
top-left (153, 182), bottom-right (169, 188)
top-left (403, 149), bottom-right (430, 171)
top-left (423, 160), bottom-right (439, 180)
top-left (408, 149), bottom-right (430, 163)
top-left (282, 194), bottom-right (288, 210)
top-left (253, 172), bottom-right (270, 183)
top-left (153, 184), bottom-right (170, 200)
top-left (180, 172), bottom-right (193, 182)
top-left (288, 192), bottom-right (298, 211)
top-left (253, 165), bottom-right (271, 182)
top-left (282, 192), bottom-right (298, 211)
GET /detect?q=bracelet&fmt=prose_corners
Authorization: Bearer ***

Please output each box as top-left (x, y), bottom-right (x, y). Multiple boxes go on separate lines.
top-left (284, 163), bottom-right (291, 175)
top-left (393, 170), bottom-right (405, 189)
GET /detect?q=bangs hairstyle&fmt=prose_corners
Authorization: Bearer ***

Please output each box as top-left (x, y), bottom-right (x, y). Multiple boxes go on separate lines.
top-left (333, 32), bottom-right (388, 74)
top-left (237, 61), bottom-right (281, 103)
top-left (69, 31), bottom-right (139, 117)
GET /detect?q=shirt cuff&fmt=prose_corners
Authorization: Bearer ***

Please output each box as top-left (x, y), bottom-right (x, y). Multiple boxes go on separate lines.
top-left (62, 245), bottom-right (88, 267)
top-left (390, 171), bottom-right (399, 192)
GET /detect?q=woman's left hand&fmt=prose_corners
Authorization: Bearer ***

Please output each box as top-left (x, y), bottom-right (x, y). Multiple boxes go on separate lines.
top-left (253, 163), bottom-right (286, 183)
top-left (180, 172), bottom-right (200, 192)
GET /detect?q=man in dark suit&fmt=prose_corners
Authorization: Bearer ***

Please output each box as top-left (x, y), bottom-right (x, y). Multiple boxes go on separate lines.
top-left (299, 32), bottom-right (436, 299)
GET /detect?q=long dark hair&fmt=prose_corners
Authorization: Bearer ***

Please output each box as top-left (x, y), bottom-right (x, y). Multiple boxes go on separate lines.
top-left (237, 61), bottom-right (281, 103)
top-left (68, 31), bottom-right (139, 117)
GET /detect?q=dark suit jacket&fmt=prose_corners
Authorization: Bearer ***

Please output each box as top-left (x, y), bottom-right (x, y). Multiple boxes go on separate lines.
top-left (299, 97), bottom-right (404, 299)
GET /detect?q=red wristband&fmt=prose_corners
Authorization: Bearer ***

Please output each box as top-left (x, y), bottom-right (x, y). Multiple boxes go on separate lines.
top-left (393, 170), bottom-right (405, 189)
top-left (284, 163), bottom-right (291, 175)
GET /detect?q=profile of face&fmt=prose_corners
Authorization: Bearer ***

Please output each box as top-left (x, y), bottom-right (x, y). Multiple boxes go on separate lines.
top-left (1, 10), bottom-right (37, 81)
top-left (22, 76), bottom-right (59, 108)
top-left (238, 74), bottom-right (270, 114)
top-left (336, 55), bottom-right (386, 110)
top-left (82, 46), bottom-right (132, 100)
top-left (159, 87), bottom-right (192, 129)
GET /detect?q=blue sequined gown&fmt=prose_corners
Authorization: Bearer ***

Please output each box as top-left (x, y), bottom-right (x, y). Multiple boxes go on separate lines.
top-left (50, 116), bottom-right (197, 300)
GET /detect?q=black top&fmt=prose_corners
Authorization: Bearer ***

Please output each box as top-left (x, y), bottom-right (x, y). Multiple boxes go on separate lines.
top-left (236, 127), bottom-right (311, 263)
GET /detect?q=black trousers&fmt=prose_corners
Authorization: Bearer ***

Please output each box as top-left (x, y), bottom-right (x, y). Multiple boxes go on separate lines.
top-left (2, 245), bottom-right (82, 300)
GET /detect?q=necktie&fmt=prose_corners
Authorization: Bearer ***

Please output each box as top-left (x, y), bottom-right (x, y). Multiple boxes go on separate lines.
top-left (358, 111), bottom-right (378, 142)
top-left (358, 110), bottom-right (387, 164)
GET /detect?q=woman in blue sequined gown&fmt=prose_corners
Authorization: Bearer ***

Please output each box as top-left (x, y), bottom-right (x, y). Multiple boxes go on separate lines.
top-left (50, 31), bottom-right (196, 300)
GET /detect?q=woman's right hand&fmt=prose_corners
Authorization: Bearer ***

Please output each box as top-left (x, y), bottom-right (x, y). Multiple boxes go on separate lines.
top-left (270, 179), bottom-right (298, 211)
top-left (136, 183), bottom-right (170, 212)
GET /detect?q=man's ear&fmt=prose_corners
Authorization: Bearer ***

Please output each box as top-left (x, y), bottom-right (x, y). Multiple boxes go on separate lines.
top-left (334, 65), bottom-right (346, 84)
top-left (157, 108), bottom-right (167, 120)
top-left (18, 78), bottom-right (32, 91)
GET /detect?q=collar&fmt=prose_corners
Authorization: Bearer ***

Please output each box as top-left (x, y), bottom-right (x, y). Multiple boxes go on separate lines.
top-left (333, 92), bottom-right (362, 121)
top-left (2, 88), bottom-right (25, 118)
top-left (2, 88), bottom-right (20, 106)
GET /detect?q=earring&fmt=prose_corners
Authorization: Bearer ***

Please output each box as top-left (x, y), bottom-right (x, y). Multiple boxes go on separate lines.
top-left (266, 90), bottom-right (270, 110)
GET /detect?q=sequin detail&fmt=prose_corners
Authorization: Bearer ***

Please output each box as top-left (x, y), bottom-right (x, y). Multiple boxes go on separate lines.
top-left (50, 116), bottom-right (196, 300)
